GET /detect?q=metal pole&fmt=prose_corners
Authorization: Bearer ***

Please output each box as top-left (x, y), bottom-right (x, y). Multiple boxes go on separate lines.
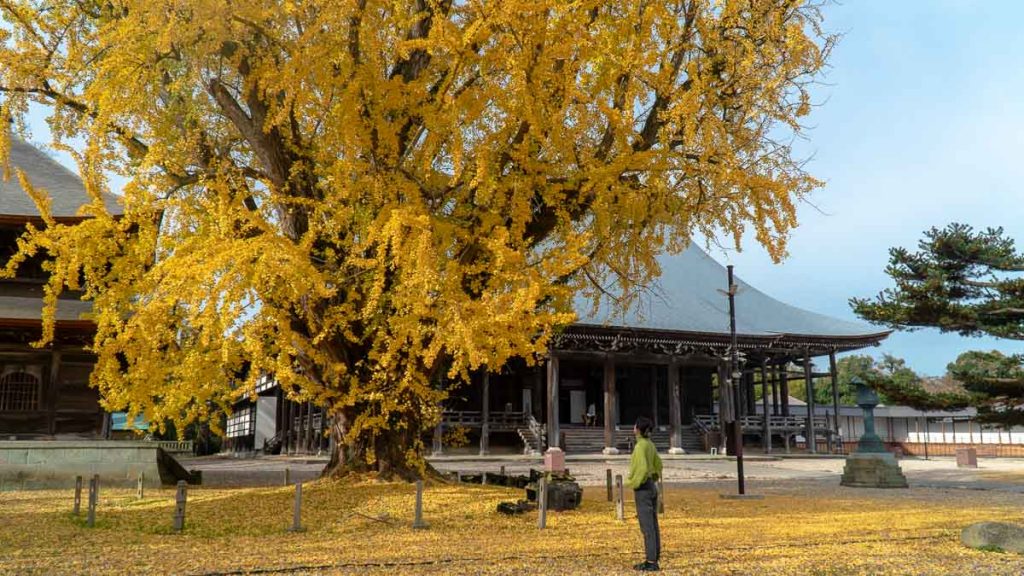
top-left (726, 265), bottom-right (745, 495)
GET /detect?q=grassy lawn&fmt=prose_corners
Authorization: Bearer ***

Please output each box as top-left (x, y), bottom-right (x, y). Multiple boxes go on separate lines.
top-left (2, 479), bottom-right (1023, 575)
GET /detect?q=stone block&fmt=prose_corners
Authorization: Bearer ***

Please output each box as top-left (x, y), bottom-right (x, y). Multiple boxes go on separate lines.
top-left (27, 449), bottom-right (51, 465)
top-left (962, 522), bottom-right (1024, 553)
top-left (840, 452), bottom-right (908, 488)
top-left (956, 447), bottom-right (978, 468)
top-left (3, 450), bottom-right (28, 465)
top-left (545, 479), bottom-right (583, 511)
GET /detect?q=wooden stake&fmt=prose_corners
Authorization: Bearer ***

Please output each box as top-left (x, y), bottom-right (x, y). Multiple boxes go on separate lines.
top-left (73, 475), bottom-right (82, 516)
top-left (284, 467), bottom-right (291, 486)
top-left (173, 480), bottom-right (187, 532)
top-left (606, 468), bottom-right (613, 502)
top-left (288, 482), bottom-right (304, 532)
top-left (537, 476), bottom-right (548, 529)
top-left (412, 480), bottom-right (428, 529)
top-left (657, 478), bottom-right (665, 515)
top-left (615, 474), bottom-right (624, 521)
top-left (86, 475), bottom-right (98, 527)
top-left (136, 473), bottom-right (144, 500)
top-left (500, 465), bottom-right (506, 477)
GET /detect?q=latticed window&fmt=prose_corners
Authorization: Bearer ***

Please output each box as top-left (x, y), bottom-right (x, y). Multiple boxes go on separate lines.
top-left (0, 371), bottom-right (41, 411)
top-left (226, 406), bottom-right (255, 438)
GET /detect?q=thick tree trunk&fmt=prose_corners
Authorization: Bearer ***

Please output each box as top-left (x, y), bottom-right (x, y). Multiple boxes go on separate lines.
top-left (321, 406), bottom-right (438, 481)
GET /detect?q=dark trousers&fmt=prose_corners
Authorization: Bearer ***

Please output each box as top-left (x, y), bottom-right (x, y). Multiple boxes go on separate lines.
top-left (634, 479), bottom-right (660, 563)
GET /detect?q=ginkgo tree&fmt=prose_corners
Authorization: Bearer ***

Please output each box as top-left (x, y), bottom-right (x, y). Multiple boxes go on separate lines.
top-left (0, 0), bottom-right (833, 478)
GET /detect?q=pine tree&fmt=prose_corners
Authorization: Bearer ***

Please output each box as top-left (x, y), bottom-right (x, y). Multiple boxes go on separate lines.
top-left (852, 223), bottom-right (1024, 424)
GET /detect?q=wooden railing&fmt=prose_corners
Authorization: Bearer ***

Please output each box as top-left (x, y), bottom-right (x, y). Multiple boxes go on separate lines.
top-left (292, 413), bottom-right (325, 432)
top-left (694, 414), bottom-right (828, 433)
top-left (442, 410), bottom-right (527, 431)
top-left (155, 440), bottom-right (194, 455)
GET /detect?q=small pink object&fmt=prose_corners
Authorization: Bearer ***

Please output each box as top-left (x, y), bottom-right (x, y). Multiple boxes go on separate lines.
top-left (544, 448), bottom-right (565, 472)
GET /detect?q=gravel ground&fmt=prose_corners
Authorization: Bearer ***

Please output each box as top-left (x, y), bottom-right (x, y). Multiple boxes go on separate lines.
top-left (179, 453), bottom-right (1024, 493)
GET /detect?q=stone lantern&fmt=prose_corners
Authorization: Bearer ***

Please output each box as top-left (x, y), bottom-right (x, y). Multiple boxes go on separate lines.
top-left (840, 377), bottom-right (908, 488)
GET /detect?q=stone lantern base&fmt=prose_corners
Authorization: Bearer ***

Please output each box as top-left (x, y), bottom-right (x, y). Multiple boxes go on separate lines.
top-left (840, 453), bottom-right (908, 488)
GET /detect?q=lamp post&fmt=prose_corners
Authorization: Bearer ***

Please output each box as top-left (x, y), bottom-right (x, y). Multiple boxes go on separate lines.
top-left (726, 265), bottom-right (745, 495)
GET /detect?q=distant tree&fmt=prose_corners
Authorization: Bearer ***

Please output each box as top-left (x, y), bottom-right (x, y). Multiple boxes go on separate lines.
top-left (797, 354), bottom-right (913, 406)
top-left (851, 224), bottom-right (1023, 424)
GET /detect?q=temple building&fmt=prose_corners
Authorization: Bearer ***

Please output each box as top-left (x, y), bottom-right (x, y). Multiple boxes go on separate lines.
top-left (0, 136), bottom-right (119, 439)
top-left (438, 245), bottom-right (892, 456)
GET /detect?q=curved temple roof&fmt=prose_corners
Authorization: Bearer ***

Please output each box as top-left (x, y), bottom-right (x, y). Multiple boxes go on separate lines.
top-left (571, 244), bottom-right (889, 353)
top-left (0, 135), bottom-right (121, 219)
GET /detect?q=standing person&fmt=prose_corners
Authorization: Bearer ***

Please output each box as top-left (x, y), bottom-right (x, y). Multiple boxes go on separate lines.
top-left (625, 416), bottom-right (663, 572)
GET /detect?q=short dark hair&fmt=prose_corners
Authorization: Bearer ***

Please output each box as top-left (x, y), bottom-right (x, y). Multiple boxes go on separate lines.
top-left (635, 416), bottom-right (653, 438)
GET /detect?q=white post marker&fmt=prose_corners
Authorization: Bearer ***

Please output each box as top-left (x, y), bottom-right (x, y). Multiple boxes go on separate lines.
top-left (537, 476), bottom-right (548, 529)
top-left (73, 475), bottom-right (82, 516)
top-left (289, 481), bottom-right (305, 532)
top-left (86, 475), bottom-right (98, 527)
top-left (173, 480), bottom-right (187, 532)
top-left (615, 474), bottom-right (624, 521)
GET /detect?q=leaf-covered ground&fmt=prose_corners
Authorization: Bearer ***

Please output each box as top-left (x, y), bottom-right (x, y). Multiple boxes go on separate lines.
top-left (2, 479), bottom-right (1024, 575)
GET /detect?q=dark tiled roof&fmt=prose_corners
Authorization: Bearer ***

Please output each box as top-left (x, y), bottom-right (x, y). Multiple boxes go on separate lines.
top-left (1, 135), bottom-right (121, 218)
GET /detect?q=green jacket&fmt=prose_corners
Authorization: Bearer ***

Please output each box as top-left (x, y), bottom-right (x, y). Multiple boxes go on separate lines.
top-left (625, 435), bottom-right (662, 489)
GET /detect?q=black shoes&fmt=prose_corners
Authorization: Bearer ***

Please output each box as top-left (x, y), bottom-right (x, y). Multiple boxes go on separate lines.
top-left (633, 561), bottom-right (660, 572)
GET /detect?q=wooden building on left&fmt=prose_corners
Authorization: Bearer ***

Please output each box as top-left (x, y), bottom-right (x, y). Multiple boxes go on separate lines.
top-left (0, 136), bottom-right (120, 439)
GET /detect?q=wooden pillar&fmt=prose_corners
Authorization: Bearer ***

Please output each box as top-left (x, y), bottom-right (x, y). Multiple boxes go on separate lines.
top-left (47, 348), bottom-right (62, 436)
top-left (741, 368), bottom-right (749, 414)
top-left (603, 357), bottom-right (618, 455)
top-left (432, 422), bottom-right (443, 455)
top-left (668, 359), bottom-right (683, 454)
top-left (546, 354), bottom-right (560, 451)
top-left (771, 364), bottom-right (780, 416)
top-left (317, 408), bottom-right (325, 453)
top-left (480, 371), bottom-right (491, 456)
top-left (533, 364), bottom-right (544, 421)
top-left (829, 350), bottom-right (840, 450)
top-left (745, 371), bottom-right (756, 415)
top-left (283, 398), bottom-right (293, 453)
top-left (803, 351), bottom-right (816, 454)
top-left (761, 362), bottom-right (771, 454)
top-left (305, 401), bottom-right (314, 453)
top-left (780, 363), bottom-right (790, 417)
top-left (295, 402), bottom-right (303, 453)
top-left (650, 365), bottom-right (658, 426)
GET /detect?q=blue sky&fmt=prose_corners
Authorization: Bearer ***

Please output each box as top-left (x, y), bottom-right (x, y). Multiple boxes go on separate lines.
top-left (717, 0), bottom-right (1024, 375)
top-left (21, 1), bottom-right (1024, 376)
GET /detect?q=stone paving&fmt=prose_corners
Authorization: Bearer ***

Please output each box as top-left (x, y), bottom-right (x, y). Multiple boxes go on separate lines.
top-left (179, 452), bottom-right (1024, 492)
